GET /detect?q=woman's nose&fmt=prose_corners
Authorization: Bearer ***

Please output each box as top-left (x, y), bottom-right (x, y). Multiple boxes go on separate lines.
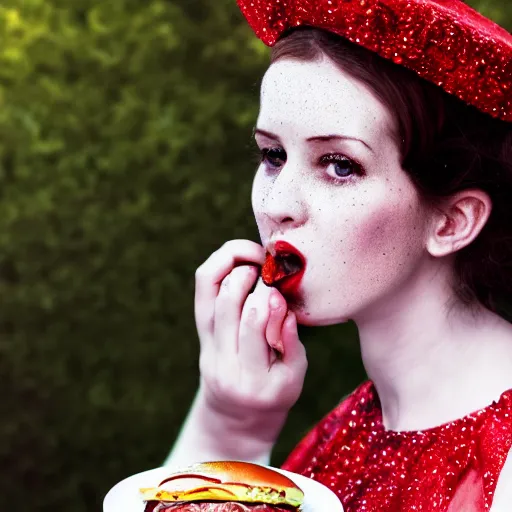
top-left (259, 163), bottom-right (307, 229)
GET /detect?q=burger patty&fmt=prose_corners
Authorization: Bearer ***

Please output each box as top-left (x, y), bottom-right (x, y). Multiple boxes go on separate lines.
top-left (144, 501), bottom-right (299, 511)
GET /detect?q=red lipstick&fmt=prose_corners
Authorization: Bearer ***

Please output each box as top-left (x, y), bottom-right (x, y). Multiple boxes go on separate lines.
top-left (262, 241), bottom-right (306, 296)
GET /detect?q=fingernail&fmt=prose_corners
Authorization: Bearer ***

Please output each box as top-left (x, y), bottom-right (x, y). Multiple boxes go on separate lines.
top-left (269, 292), bottom-right (281, 310)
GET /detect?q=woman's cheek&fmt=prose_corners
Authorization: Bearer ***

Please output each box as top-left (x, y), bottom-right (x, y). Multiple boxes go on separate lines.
top-left (251, 173), bottom-right (267, 223)
top-left (352, 203), bottom-right (424, 282)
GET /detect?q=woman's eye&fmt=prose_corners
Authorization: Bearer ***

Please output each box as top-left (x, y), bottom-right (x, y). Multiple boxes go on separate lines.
top-left (261, 147), bottom-right (286, 168)
top-left (320, 154), bottom-right (362, 181)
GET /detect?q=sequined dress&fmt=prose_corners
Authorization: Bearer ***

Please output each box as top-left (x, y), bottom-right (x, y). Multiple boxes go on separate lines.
top-left (281, 381), bottom-right (512, 511)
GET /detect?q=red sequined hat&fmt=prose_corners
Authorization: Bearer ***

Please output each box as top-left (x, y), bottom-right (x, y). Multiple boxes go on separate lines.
top-left (236, 0), bottom-right (512, 122)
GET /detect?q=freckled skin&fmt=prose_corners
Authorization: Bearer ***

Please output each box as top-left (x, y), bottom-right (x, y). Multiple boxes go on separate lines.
top-left (252, 57), bottom-right (431, 326)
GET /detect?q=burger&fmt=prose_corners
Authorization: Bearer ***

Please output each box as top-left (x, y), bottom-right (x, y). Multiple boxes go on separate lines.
top-left (140, 461), bottom-right (304, 511)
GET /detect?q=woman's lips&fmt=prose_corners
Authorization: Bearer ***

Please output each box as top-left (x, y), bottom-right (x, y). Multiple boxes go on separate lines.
top-left (274, 265), bottom-right (306, 296)
top-left (262, 241), bottom-right (306, 295)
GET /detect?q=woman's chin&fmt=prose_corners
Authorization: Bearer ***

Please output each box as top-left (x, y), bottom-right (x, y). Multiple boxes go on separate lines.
top-left (291, 304), bottom-right (350, 327)
top-left (282, 285), bottom-right (353, 326)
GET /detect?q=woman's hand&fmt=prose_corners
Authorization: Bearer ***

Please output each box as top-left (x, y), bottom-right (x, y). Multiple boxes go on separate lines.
top-left (194, 239), bottom-right (308, 424)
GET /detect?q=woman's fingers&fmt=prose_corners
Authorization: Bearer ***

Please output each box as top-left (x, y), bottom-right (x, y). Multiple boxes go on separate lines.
top-left (194, 240), bottom-right (265, 341)
top-left (237, 278), bottom-right (274, 366)
top-left (265, 289), bottom-right (288, 355)
top-left (278, 311), bottom-right (308, 374)
top-left (194, 240), bottom-right (308, 419)
top-left (213, 265), bottom-right (259, 353)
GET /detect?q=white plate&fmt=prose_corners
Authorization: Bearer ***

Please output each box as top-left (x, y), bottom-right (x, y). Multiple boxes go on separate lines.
top-left (103, 465), bottom-right (344, 512)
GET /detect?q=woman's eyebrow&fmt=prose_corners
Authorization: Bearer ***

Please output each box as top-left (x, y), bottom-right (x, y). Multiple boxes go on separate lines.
top-left (306, 134), bottom-right (374, 153)
top-left (253, 128), bottom-right (373, 153)
top-left (253, 128), bottom-right (280, 141)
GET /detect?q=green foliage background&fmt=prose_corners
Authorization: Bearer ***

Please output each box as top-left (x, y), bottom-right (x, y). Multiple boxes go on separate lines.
top-left (0, 1), bottom-right (509, 510)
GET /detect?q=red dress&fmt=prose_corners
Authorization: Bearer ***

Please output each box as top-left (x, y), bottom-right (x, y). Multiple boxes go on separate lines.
top-left (281, 381), bottom-right (512, 511)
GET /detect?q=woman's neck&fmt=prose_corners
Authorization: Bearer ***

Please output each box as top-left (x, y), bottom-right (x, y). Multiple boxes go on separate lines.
top-left (355, 264), bottom-right (512, 432)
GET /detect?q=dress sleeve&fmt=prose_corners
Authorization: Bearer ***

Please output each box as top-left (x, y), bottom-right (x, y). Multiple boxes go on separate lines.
top-left (475, 403), bottom-right (512, 509)
top-left (281, 382), bottom-right (372, 474)
top-left (448, 392), bottom-right (512, 511)
top-left (280, 419), bottom-right (326, 474)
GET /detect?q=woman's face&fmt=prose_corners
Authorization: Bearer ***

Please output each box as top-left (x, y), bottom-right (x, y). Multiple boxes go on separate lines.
top-left (252, 57), bottom-right (432, 326)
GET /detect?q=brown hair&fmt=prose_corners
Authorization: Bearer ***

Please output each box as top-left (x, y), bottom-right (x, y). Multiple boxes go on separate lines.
top-left (270, 28), bottom-right (512, 319)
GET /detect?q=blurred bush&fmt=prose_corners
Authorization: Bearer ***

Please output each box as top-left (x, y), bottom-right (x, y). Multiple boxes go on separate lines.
top-left (0, 0), bottom-right (509, 510)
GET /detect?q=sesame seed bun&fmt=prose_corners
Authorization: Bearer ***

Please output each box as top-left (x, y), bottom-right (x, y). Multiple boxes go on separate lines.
top-left (140, 461), bottom-right (304, 509)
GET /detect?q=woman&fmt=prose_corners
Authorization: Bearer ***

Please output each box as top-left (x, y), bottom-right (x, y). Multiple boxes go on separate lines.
top-left (165, 0), bottom-right (512, 509)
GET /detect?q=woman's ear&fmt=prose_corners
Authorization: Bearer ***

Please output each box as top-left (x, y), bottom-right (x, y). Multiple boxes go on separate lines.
top-left (426, 189), bottom-right (492, 258)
